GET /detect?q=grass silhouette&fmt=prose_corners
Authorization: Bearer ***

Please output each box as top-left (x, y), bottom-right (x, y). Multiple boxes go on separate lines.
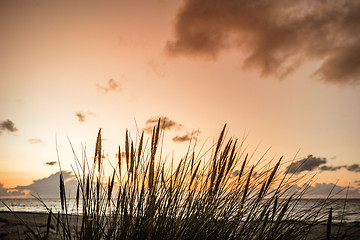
top-left (4, 120), bottom-right (341, 239)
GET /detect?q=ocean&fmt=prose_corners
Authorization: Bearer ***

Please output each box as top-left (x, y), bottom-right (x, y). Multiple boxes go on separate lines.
top-left (1, 198), bottom-right (359, 223)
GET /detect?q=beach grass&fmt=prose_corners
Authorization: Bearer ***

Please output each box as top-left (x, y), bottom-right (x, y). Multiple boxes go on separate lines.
top-left (2, 120), bottom-right (348, 239)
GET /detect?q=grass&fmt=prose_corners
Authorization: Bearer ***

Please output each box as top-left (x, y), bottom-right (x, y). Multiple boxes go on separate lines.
top-left (2, 120), bottom-right (345, 239)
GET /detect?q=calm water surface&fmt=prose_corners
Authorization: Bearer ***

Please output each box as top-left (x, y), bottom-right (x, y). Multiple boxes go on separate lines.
top-left (1, 198), bottom-right (359, 223)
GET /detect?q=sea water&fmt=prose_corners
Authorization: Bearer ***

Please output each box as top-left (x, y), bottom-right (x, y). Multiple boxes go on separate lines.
top-left (1, 198), bottom-right (359, 223)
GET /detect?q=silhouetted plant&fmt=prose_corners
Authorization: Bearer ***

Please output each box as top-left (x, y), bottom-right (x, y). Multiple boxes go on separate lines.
top-left (4, 120), bottom-right (342, 239)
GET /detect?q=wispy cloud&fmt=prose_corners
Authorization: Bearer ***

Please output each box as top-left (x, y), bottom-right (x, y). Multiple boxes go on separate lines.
top-left (75, 112), bottom-right (86, 122)
top-left (166, 0), bottom-right (360, 85)
top-left (97, 78), bottom-right (122, 94)
top-left (319, 165), bottom-right (343, 172)
top-left (172, 130), bottom-right (200, 143)
top-left (28, 138), bottom-right (44, 144)
top-left (75, 111), bottom-right (95, 122)
top-left (142, 116), bottom-right (183, 134)
top-left (44, 161), bottom-right (57, 166)
top-left (0, 119), bottom-right (18, 134)
top-left (147, 59), bottom-right (165, 77)
top-left (172, 134), bottom-right (192, 143)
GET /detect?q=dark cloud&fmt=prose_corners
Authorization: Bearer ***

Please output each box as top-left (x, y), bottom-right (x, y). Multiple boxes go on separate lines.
top-left (355, 180), bottom-right (360, 186)
top-left (286, 155), bottom-right (326, 174)
top-left (142, 117), bottom-right (183, 134)
top-left (0, 183), bottom-right (25, 197)
top-left (97, 78), bottom-right (121, 94)
top-left (289, 158), bottom-right (360, 173)
top-left (44, 161), bottom-right (57, 166)
top-left (0, 120), bottom-right (18, 134)
top-left (319, 165), bottom-right (344, 172)
top-left (166, 0), bottom-right (360, 85)
top-left (289, 154), bottom-right (360, 173)
top-left (15, 171), bottom-right (76, 198)
top-left (172, 130), bottom-right (200, 143)
top-left (28, 138), bottom-right (44, 144)
top-left (346, 164), bottom-right (360, 172)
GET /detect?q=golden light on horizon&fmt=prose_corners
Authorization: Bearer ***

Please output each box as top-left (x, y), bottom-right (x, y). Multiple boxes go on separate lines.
top-left (1, 0), bottom-right (359, 199)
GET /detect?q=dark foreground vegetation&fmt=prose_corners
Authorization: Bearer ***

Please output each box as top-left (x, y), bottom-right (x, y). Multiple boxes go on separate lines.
top-left (2, 121), bottom-right (355, 239)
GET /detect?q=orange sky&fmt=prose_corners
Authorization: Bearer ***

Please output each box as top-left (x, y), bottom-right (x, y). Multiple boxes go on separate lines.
top-left (0, 0), bottom-right (359, 198)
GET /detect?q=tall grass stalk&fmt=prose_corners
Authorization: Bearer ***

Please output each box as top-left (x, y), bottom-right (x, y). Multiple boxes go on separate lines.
top-left (15, 121), bottom-right (337, 239)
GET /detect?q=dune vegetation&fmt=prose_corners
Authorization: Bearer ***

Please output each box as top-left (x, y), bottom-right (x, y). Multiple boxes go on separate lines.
top-left (4, 120), bottom-right (343, 239)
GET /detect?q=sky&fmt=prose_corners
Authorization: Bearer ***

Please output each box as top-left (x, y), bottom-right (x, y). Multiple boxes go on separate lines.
top-left (0, 0), bottom-right (359, 198)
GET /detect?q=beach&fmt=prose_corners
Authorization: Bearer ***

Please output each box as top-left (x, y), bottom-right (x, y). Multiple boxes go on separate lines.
top-left (1, 211), bottom-right (359, 240)
top-left (0, 211), bottom-right (61, 240)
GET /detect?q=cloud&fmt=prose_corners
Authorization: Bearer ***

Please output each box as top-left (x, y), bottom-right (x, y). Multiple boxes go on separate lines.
top-left (75, 112), bottom-right (86, 122)
top-left (166, 0), bottom-right (360, 85)
top-left (75, 111), bottom-right (95, 123)
top-left (44, 161), bottom-right (57, 166)
top-left (0, 120), bottom-right (18, 134)
top-left (292, 159), bottom-right (360, 173)
top-left (300, 160), bottom-right (360, 172)
top-left (305, 183), bottom-right (360, 198)
top-left (0, 183), bottom-right (25, 197)
top-left (14, 171), bottom-right (76, 198)
top-left (172, 130), bottom-right (200, 143)
top-left (232, 170), bottom-right (240, 178)
top-left (346, 164), bottom-right (360, 172)
top-left (172, 134), bottom-right (192, 143)
top-left (97, 78), bottom-right (122, 94)
top-left (319, 165), bottom-right (344, 172)
top-left (142, 117), bottom-right (183, 134)
top-left (286, 155), bottom-right (327, 174)
top-left (287, 154), bottom-right (360, 174)
top-left (28, 138), bottom-right (44, 144)
top-left (75, 111), bottom-right (96, 122)
top-left (147, 59), bottom-right (165, 77)
top-left (285, 183), bottom-right (360, 198)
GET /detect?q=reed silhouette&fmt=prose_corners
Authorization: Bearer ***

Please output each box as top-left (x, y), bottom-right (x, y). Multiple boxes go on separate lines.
top-left (4, 120), bottom-right (344, 239)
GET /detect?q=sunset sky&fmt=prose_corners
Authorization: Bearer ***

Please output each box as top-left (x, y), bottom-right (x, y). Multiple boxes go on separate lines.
top-left (1, 0), bottom-right (359, 198)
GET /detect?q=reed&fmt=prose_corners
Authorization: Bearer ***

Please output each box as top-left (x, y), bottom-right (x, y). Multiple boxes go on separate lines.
top-left (8, 120), bottom-right (342, 239)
